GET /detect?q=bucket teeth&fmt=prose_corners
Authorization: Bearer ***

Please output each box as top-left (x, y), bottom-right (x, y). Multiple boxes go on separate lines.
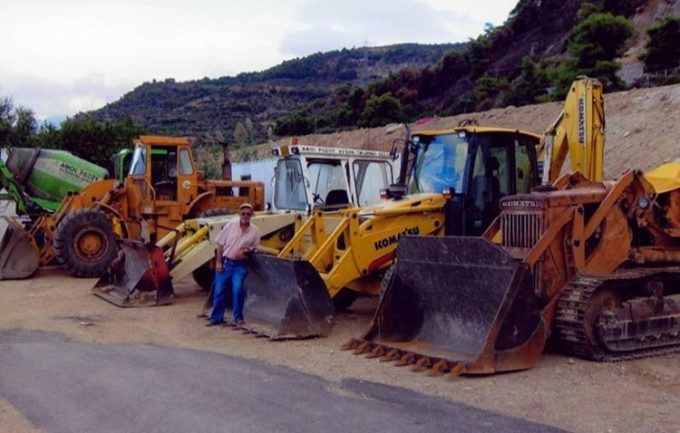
top-left (395, 352), bottom-right (416, 367)
top-left (445, 362), bottom-right (465, 379)
top-left (366, 346), bottom-right (386, 359)
top-left (426, 359), bottom-right (449, 376)
top-left (410, 356), bottom-right (431, 372)
top-left (352, 341), bottom-right (371, 355)
top-left (340, 338), bottom-right (360, 351)
top-left (380, 349), bottom-right (402, 363)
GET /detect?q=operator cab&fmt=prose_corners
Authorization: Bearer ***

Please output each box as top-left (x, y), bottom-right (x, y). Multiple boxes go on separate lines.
top-left (272, 145), bottom-right (394, 213)
top-left (409, 128), bottom-right (540, 236)
top-left (127, 140), bottom-right (197, 203)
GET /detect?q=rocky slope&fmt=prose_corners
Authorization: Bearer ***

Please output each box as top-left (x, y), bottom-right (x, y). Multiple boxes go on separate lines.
top-left (249, 83), bottom-right (680, 178)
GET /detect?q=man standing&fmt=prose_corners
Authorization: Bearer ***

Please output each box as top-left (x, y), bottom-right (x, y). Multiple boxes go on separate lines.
top-left (207, 203), bottom-right (260, 326)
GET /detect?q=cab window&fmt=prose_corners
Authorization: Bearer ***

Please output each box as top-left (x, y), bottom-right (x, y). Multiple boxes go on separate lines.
top-left (353, 160), bottom-right (392, 206)
top-left (179, 149), bottom-right (193, 175)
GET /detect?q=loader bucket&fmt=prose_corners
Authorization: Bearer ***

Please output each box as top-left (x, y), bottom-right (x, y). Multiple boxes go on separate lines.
top-left (344, 236), bottom-right (549, 376)
top-left (241, 254), bottom-right (334, 340)
top-left (0, 217), bottom-right (39, 280)
top-left (92, 240), bottom-right (173, 307)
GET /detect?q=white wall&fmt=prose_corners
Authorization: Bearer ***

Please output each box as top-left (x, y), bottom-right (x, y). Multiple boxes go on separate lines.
top-left (231, 158), bottom-right (277, 205)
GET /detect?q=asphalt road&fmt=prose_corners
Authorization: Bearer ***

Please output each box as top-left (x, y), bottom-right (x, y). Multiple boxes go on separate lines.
top-left (0, 330), bottom-right (569, 433)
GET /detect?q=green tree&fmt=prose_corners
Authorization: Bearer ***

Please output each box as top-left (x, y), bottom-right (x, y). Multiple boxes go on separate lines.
top-left (640, 16), bottom-right (680, 73)
top-left (553, 12), bottom-right (633, 97)
top-left (504, 57), bottom-right (551, 106)
top-left (0, 97), bottom-right (16, 145)
top-left (473, 74), bottom-right (508, 110)
top-left (0, 98), bottom-right (39, 147)
top-left (273, 113), bottom-right (314, 136)
top-left (233, 121), bottom-right (248, 144)
top-left (11, 107), bottom-right (38, 147)
top-left (59, 116), bottom-right (146, 172)
top-left (359, 93), bottom-right (405, 127)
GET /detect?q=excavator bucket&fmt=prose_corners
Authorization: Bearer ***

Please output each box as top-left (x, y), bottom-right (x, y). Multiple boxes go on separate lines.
top-left (92, 240), bottom-right (173, 307)
top-left (0, 217), bottom-right (39, 280)
top-left (241, 254), bottom-right (334, 340)
top-left (343, 236), bottom-right (549, 376)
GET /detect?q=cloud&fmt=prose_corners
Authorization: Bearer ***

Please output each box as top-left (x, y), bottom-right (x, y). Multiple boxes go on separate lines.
top-left (1, 0), bottom-right (518, 119)
top-left (0, 73), bottom-right (132, 120)
top-left (279, 0), bottom-right (485, 57)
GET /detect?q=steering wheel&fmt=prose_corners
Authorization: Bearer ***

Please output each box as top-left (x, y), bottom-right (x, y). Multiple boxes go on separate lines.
top-left (312, 193), bottom-right (325, 205)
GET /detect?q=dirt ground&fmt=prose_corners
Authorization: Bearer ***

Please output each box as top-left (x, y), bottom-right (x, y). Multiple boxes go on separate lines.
top-left (0, 269), bottom-right (677, 433)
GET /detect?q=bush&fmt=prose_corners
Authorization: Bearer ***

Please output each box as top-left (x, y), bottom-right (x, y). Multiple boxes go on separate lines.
top-left (504, 57), bottom-right (551, 106)
top-left (640, 16), bottom-right (680, 73)
top-left (359, 93), bottom-right (405, 127)
top-left (552, 12), bottom-right (633, 97)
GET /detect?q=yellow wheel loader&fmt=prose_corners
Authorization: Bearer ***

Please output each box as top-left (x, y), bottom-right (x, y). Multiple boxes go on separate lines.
top-left (92, 144), bottom-right (397, 307)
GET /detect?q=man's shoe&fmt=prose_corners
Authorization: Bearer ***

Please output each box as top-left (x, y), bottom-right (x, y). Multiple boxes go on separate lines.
top-left (234, 319), bottom-right (245, 327)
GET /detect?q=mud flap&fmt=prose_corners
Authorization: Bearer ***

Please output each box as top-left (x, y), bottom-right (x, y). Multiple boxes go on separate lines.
top-left (92, 240), bottom-right (174, 307)
top-left (347, 236), bottom-right (548, 375)
top-left (242, 254), bottom-right (334, 339)
top-left (0, 217), bottom-right (39, 280)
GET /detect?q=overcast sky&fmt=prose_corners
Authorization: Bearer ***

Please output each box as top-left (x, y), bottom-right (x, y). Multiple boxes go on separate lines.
top-left (1, 0), bottom-right (518, 121)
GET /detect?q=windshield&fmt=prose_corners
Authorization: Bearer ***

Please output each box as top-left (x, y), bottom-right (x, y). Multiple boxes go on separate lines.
top-left (128, 146), bottom-right (147, 176)
top-left (274, 159), bottom-right (308, 210)
top-left (307, 160), bottom-right (346, 205)
top-left (409, 133), bottom-right (468, 194)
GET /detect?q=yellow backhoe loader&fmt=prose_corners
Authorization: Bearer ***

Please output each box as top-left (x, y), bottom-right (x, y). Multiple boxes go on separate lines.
top-left (237, 122), bottom-right (546, 339)
top-left (237, 76), bottom-right (606, 340)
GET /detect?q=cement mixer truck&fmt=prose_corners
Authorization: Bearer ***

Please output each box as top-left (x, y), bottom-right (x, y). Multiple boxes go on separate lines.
top-left (0, 147), bottom-right (109, 278)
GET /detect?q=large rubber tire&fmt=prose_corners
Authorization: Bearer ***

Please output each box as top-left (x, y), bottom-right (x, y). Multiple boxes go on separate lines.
top-left (332, 288), bottom-right (359, 312)
top-left (192, 208), bottom-right (233, 290)
top-left (54, 209), bottom-right (118, 278)
top-left (193, 262), bottom-right (214, 291)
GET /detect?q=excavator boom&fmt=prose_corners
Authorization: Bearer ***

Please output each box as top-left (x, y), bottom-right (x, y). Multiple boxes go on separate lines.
top-left (541, 77), bottom-right (604, 184)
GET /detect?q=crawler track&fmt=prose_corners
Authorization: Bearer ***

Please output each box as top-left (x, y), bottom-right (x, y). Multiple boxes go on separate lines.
top-left (554, 270), bottom-right (680, 362)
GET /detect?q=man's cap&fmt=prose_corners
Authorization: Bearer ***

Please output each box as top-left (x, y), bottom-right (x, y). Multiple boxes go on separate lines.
top-left (239, 203), bottom-right (254, 211)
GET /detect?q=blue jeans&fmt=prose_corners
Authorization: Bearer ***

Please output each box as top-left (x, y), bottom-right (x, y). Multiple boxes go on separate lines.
top-left (209, 257), bottom-right (248, 323)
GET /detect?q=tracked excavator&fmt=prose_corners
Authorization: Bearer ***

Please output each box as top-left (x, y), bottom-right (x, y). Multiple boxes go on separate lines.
top-left (344, 78), bottom-right (680, 376)
top-left (92, 143), bottom-right (397, 306)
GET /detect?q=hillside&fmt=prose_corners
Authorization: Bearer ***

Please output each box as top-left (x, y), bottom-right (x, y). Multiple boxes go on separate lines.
top-left (86, 0), bottom-right (679, 150)
top-left (86, 43), bottom-right (460, 142)
top-left (242, 82), bottom-right (680, 179)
